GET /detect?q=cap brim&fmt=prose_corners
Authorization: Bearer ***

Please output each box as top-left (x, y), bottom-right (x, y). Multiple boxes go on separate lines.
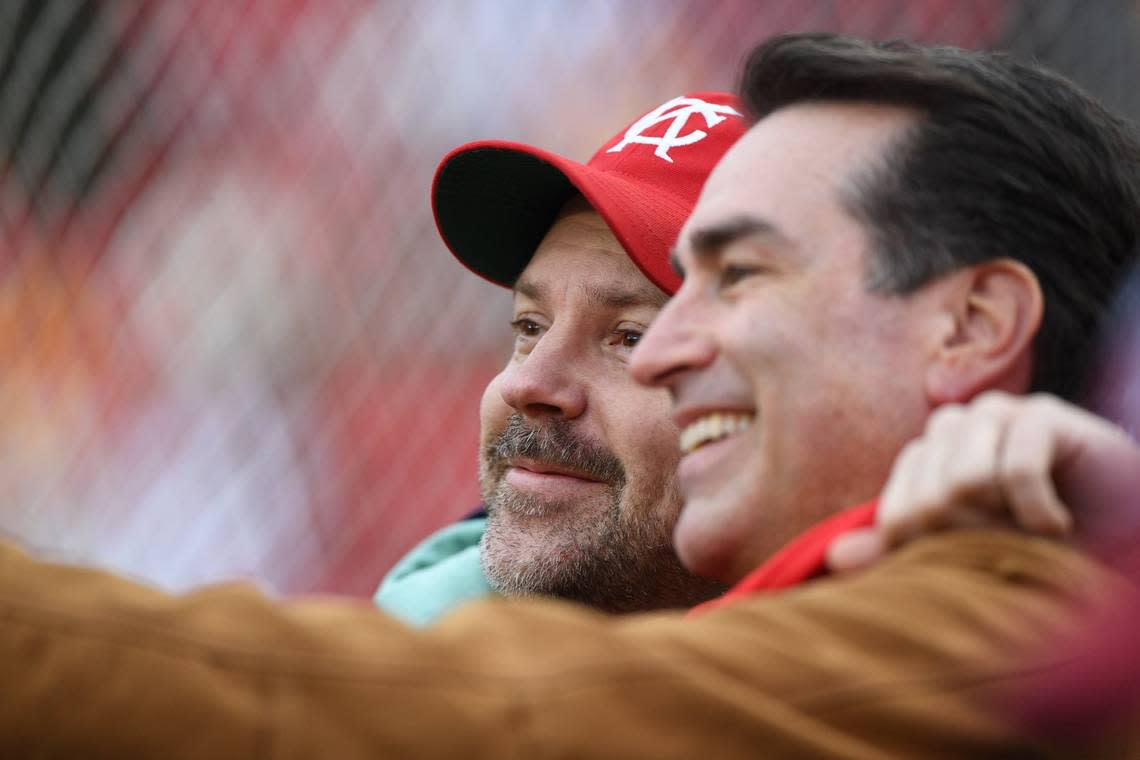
top-left (432, 140), bottom-right (685, 293)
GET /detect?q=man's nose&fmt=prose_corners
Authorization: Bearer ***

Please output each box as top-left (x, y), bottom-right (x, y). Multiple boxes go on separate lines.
top-left (498, 329), bottom-right (587, 419)
top-left (630, 287), bottom-right (717, 390)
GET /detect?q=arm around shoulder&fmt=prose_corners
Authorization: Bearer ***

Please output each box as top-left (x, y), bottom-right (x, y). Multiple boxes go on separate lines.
top-left (0, 532), bottom-right (1129, 758)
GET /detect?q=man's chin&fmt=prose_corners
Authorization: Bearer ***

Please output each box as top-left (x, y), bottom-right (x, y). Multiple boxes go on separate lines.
top-left (480, 478), bottom-right (725, 612)
top-left (480, 517), bottom-right (591, 597)
top-left (672, 496), bottom-right (748, 584)
top-left (481, 512), bottom-right (725, 613)
top-left (481, 498), bottom-right (602, 563)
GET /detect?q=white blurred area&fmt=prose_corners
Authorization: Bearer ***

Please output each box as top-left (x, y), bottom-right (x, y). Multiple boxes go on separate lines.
top-left (0, 0), bottom-right (1137, 595)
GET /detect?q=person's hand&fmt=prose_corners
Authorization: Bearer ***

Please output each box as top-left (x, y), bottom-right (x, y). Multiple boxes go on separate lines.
top-left (827, 392), bottom-right (1140, 573)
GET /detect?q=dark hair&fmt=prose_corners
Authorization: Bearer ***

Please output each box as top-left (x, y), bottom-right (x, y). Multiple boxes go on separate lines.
top-left (738, 33), bottom-right (1140, 400)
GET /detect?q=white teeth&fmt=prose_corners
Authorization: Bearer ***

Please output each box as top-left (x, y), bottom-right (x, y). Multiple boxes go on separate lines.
top-left (679, 412), bottom-right (755, 454)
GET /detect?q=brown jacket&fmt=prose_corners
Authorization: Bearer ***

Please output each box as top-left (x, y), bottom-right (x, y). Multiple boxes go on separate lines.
top-left (0, 530), bottom-right (1135, 758)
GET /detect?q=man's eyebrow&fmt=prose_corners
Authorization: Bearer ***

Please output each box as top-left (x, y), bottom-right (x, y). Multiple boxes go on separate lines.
top-left (583, 281), bottom-right (668, 310)
top-left (513, 276), bottom-right (667, 309)
top-left (672, 215), bottom-right (787, 275)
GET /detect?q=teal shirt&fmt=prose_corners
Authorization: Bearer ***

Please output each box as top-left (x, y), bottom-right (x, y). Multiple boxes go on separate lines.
top-left (374, 517), bottom-right (496, 626)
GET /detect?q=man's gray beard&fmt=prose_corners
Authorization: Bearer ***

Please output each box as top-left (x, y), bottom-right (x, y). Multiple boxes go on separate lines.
top-left (479, 414), bottom-right (724, 613)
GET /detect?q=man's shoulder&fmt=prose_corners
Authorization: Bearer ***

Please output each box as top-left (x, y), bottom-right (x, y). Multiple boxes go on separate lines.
top-left (875, 529), bottom-right (1130, 605)
top-left (768, 529), bottom-right (1133, 683)
top-left (778, 529), bottom-right (1131, 634)
top-left (671, 530), bottom-right (1136, 754)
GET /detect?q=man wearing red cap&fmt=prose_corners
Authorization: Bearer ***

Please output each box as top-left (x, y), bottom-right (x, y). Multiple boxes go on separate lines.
top-left (376, 93), bottom-right (745, 623)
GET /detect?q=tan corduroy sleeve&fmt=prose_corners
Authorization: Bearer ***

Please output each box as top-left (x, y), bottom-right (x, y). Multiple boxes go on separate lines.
top-left (0, 530), bottom-right (1134, 759)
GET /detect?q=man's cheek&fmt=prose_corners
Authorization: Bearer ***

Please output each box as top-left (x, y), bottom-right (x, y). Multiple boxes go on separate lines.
top-left (478, 373), bottom-right (512, 443)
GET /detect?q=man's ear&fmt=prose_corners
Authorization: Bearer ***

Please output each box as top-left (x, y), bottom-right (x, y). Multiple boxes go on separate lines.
top-left (924, 259), bottom-right (1043, 405)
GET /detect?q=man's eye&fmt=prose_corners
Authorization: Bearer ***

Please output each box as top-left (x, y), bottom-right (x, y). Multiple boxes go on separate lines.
top-left (510, 318), bottom-right (544, 338)
top-left (610, 329), bottom-right (643, 349)
top-left (719, 265), bottom-right (760, 288)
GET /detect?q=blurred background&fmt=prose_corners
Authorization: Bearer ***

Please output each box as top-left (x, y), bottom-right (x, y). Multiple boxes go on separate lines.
top-left (1, 0), bottom-right (1138, 596)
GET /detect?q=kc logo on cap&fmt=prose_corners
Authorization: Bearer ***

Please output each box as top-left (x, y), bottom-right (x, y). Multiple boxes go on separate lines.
top-left (433, 91), bottom-right (745, 293)
top-left (606, 96), bottom-right (742, 163)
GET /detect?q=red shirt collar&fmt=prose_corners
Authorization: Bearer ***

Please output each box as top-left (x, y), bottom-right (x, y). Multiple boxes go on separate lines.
top-left (689, 500), bottom-right (878, 616)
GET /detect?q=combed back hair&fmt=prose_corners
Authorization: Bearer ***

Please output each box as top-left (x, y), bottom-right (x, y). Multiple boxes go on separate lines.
top-left (738, 33), bottom-right (1140, 400)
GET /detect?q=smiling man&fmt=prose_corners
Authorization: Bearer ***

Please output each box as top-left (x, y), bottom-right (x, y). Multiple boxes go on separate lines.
top-left (630, 102), bottom-right (939, 581)
top-left (629, 36), bottom-right (1139, 593)
top-left (375, 94), bottom-right (744, 622)
top-left (2, 36), bottom-right (1140, 757)
top-left (633, 100), bottom-right (1021, 581)
top-left (473, 199), bottom-right (705, 611)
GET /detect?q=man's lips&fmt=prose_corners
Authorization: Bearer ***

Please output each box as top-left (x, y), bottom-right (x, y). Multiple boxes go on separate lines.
top-left (504, 458), bottom-right (607, 496)
top-left (506, 457), bottom-right (602, 482)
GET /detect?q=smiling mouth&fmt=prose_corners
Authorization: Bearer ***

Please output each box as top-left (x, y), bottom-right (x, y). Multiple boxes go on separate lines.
top-left (679, 412), bottom-right (755, 454)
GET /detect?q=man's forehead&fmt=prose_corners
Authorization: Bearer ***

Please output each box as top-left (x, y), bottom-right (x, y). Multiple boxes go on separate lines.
top-left (514, 200), bottom-right (666, 308)
top-left (701, 101), bottom-right (918, 190)
top-left (676, 102), bottom-right (918, 259)
top-left (535, 203), bottom-right (619, 255)
top-left (673, 127), bottom-right (774, 262)
top-left (514, 270), bottom-right (667, 310)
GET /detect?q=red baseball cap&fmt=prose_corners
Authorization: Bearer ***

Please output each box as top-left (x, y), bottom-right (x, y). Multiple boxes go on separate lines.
top-left (431, 92), bottom-right (746, 295)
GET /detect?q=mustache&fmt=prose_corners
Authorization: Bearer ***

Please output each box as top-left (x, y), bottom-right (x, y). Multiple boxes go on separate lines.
top-left (485, 414), bottom-right (625, 485)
